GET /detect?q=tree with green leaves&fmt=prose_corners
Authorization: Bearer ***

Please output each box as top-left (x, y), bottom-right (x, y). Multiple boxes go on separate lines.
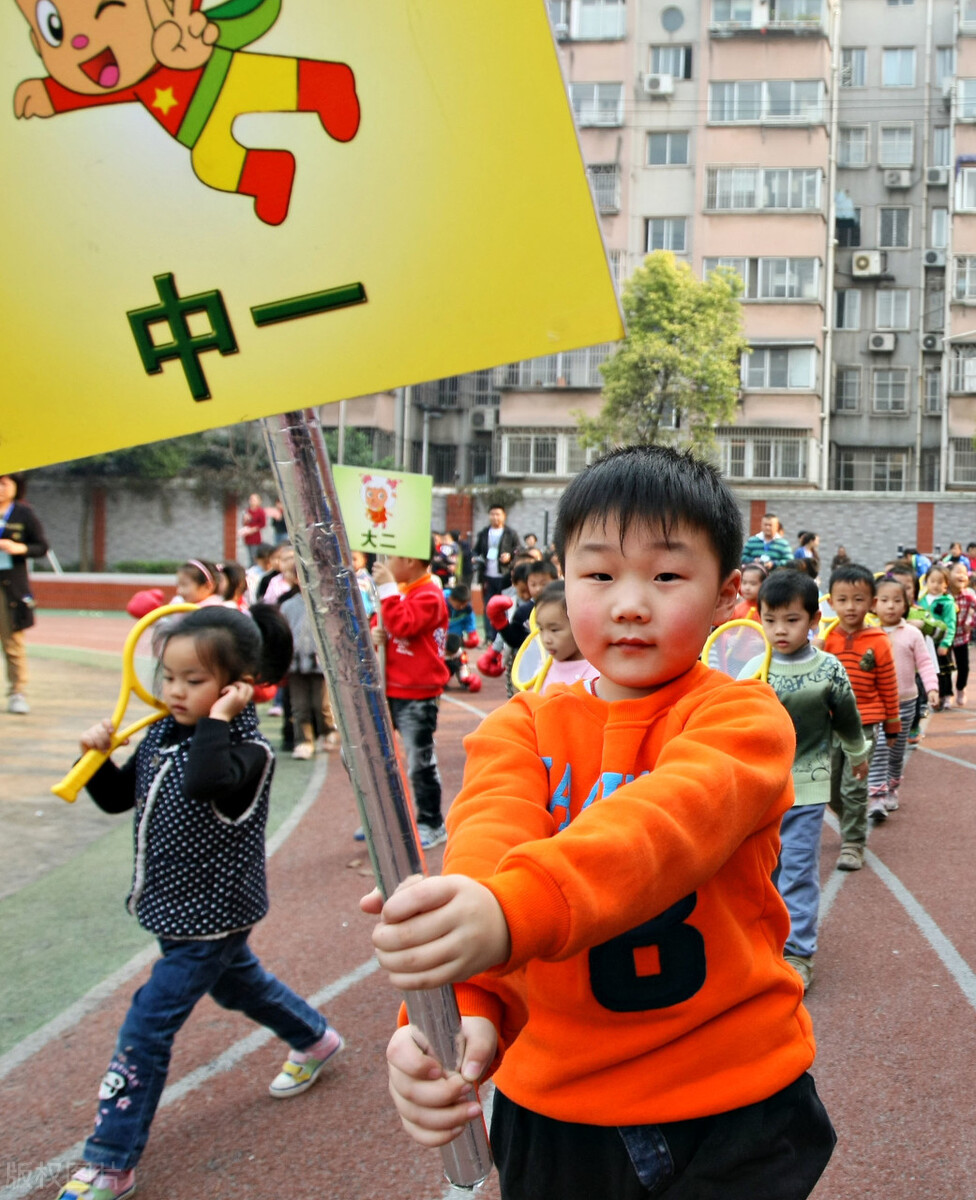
top-left (574, 252), bottom-right (748, 454)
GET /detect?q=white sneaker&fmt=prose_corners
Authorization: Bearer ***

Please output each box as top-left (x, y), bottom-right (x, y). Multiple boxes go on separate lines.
top-left (8, 694), bottom-right (29, 715)
top-left (417, 822), bottom-right (447, 849)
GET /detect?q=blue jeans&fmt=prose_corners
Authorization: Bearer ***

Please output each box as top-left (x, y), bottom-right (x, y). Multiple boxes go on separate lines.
top-left (388, 696), bottom-right (442, 827)
top-left (84, 931), bottom-right (326, 1170)
top-left (774, 804), bottom-right (826, 959)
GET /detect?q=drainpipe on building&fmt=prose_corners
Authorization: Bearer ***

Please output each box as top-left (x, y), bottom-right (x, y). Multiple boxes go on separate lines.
top-left (941, 2), bottom-right (959, 492)
top-left (820, 0), bottom-right (842, 491)
top-left (915, 0), bottom-right (935, 490)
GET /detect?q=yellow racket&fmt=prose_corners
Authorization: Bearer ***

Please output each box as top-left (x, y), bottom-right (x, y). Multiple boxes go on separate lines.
top-left (52, 603), bottom-right (197, 803)
top-left (511, 607), bottom-right (553, 693)
top-left (700, 619), bottom-right (771, 682)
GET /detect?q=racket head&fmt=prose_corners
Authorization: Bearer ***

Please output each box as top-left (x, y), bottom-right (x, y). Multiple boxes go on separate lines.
top-left (511, 630), bottom-right (551, 692)
top-left (701, 619), bottom-right (771, 682)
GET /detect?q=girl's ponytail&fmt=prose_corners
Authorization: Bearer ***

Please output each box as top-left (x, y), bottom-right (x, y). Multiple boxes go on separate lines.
top-left (249, 603), bottom-right (293, 685)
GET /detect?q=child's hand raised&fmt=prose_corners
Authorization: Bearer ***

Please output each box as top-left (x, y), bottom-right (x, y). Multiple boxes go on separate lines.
top-left (80, 719), bottom-right (120, 755)
top-left (385, 1017), bottom-right (498, 1147)
top-left (209, 680), bottom-right (254, 723)
top-left (372, 562), bottom-right (396, 588)
top-left (363, 875), bottom-right (511, 990)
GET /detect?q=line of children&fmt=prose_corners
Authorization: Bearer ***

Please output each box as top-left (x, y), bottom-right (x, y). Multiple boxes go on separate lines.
top-left (59, 606), bottom-right (343, 1200)
top-left (363, 445), bottom-right (835, 1200)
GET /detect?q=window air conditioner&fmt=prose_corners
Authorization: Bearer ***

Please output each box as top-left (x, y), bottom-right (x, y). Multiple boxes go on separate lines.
top-left (926, 167), bottom-right (950, 187)
top-left (643, 73), bottom-right (675, 97)
top-left (469, 407), bottom-right (498, 432)
top-left (852, 251), bottom-right (883, 277)
top-left (868, 332), bottom-right (897, 352)
top-left (883, 169), bottom-right (912, 190)
top-left (922, 334), bottom-right (944, 353)
top-left (924, 248), bottom-right (946, 268)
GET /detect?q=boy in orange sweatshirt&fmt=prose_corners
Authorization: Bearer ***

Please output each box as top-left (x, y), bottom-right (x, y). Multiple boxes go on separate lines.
top-left (823, 563), bottom-right (901, 872)
top-left (362, 446), bottom-right (835, 1200)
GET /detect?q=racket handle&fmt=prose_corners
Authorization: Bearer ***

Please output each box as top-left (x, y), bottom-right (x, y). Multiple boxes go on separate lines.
top-left (51, 747), bottom-right (110, 803)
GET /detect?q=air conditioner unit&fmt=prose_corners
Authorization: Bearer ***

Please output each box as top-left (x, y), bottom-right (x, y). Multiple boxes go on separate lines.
top-left (469, 407), bottom-right (498, 432)
top-left (924, 248), bottom-right (946, 268)
top-left (868, 332), bottom-right (897, 352)
top-left (926, 166), bottom-right (950, 187)
top-left (922, 334), bottom-right (944, 353)
top-left (642, 73), bottom-right (675, 97)
top-left (852, 250), bottom-right (883, 278)
top-left (883, 169), bottom-right (912, 190)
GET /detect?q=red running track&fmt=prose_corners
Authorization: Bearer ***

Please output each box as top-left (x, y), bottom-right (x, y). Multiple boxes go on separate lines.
top-left (5, 626), bottom-right (976, 1199)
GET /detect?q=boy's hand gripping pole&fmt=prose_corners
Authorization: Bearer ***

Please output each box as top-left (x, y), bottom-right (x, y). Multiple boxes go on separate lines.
top-left (261, 410), bottom-right (493, 1192)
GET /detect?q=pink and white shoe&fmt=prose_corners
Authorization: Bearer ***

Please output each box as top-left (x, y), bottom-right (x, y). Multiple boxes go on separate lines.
top-left (56, 1165), bottom-right (136, 1200)
top-left (269, 1026), bottom-right (344, 1097)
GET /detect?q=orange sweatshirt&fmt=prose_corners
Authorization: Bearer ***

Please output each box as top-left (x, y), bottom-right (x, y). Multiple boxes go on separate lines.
top-left (444, 662), bottom-right (815, 1126)
top-left (822, 624), bottom-right (900, 734)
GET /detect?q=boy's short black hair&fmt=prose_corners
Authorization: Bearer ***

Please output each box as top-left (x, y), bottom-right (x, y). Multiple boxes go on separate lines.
top-left (449, 582), bottom-right (471, 604)
top-left (828, 562), bottom-right (876, 596)
top-left (527, 559), bottom-right (559, 581)
top-left (758, 570), bottom-right (820, 618)
top-left (512, 560), bottom-right (532, 586)
top-left (553, 445), bottom-right (743, 579)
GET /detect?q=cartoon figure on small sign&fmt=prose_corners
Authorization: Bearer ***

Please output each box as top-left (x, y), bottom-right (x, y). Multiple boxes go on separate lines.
top-left (362, 474), bottom-right (396, 531)
top-left (11, 0), bottom-right (360, 225)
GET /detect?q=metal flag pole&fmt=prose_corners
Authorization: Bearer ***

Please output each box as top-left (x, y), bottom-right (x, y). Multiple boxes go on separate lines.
top-left (261, 410), bottom-right (492, 1191)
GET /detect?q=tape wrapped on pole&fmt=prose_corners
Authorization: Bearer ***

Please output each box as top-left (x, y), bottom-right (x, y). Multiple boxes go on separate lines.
top-left (260, 410), bottom-right (492, 1190)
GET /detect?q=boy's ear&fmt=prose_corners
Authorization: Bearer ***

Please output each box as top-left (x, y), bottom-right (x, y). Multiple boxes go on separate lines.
top-left (713, 569), bottom-right (741, 624)
top-left (811, 608), bottom-right (822, 632)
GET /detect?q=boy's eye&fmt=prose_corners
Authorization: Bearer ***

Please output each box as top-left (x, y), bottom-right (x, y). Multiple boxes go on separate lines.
top-left (655, 572), bottom-right (680, 582)
top-left (35, 0), bottom-right (63, 46)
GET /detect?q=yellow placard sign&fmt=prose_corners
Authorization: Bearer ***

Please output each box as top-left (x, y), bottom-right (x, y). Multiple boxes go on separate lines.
top-left (0, 0), bottom-right (623, 472)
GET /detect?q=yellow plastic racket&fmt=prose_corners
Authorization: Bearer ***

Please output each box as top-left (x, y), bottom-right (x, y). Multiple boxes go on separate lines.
top-left (700, 619), bottom-right (771, 682)
top-left (52, 603), bottom-right (197, 803)
top-left (510, 607), bottom-right (552, 693)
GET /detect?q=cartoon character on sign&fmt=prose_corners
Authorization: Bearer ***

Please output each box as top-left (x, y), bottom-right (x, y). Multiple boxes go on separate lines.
top-left (361, 474), bottom-right (396, 530)
top-left (11, 0), bottom-right (360, 226)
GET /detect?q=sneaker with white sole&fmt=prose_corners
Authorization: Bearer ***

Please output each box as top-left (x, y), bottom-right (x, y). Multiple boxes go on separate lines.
top-left (8, 693), bottom-right (29, 715)
top-left (269, 1027), bottom-right (344, 1098)
top-left (867, 796), bottom-right (888, 823)
top-left (417, 822), bottom-right (447, 849)
top-left (55, 1165), bottom-right (136, 1200)
top-left (884, 789), bottom-right (900, 812)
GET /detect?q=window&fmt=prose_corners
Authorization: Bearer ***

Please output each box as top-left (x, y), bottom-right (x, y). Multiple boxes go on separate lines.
top-left (772, 0), bottom-right (823, 18)
top-left (648, 130), bottom-right (689, 165)
top-left (651, 45), bottom-right (692, 78)
top-left (924, 277), bottom-right (945, 332)
top-left (932, 127), bottom-right (950, 167)
top-left (549, 0), bottom-right (569, 31)
top-left (497, 430), bottom-right (601, 477)
top-left (876, 290), bottom-right (910, 329)
top-left (879, 207), bottom-right (911, 248)
top-left (957, 169), bottom-right (976, 210)
top-left (835, 367), bottom-right (861, 411)
top-left (873, 368), bottom-right (910, 412)
top-left (838, 127), bottom-right (869, 167)
top-left (841, 48), bottom-right (867, 88)
top-left (743, 346), bottom-right (816, 389)
top-left (955, 256), bottom-right (976, 300)
top-left (879, 126), bottom-right (914, 166)
top-left (709, 80), bottom-right (823, 124)
top-left (886, 0), bottom-right (913, 5)
top-left (715, 428), bottom-right (808, 482)
top-left (836, 449), bottom-right (909, 491)
top-left (949, 437), bottom-right (976, 484)
top-left (712, 0), bottom-right (753, 21)
top-left (931, 205), bottom-right (949, 249)
top-left (835, 289), bottom-right (862, 330)
top-left (757, 258), bottom-right (819, 300)
top-left (882, 48), bottom-right (916, 87)
top-left (936, 48), bottom-right (956, 88)
top-left (588, 163), bottom-right (621, 212)
top-left (836, 205), bottom-right (861, 247)
top-left (569, 82), bottom-right (624, 126)
top-left (705, 167), bottom-right (821, 211)
top-left (925, 369), bottom-right (942, 414)
top-left (646, 217), bottom-right (686, 252)
top-left (500, 344), bottom-right (615, 389)
top-left (951, 346), bottom-right (976, 392)
top-left (575, 0), bottom-right (627, 40)
top-left (703, 257), bottom-right (748, 286)
top-left (959, 79), bottom-right (976, 120)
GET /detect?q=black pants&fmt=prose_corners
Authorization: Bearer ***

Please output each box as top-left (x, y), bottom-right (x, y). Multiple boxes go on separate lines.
top-left (953, 641), bottom-right (971, 694)
top-left (491, 1073), bottom-right (835, 1200)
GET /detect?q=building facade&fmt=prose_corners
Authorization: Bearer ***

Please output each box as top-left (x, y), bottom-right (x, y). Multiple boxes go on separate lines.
top-left (322, 0), bottom-right (976, 495)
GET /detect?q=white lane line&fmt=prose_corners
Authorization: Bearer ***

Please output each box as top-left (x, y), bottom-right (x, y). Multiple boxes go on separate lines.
top-left (0, 956), bottom-right (380, 1200)
top-left (0, 759), bottom-right (329, 1082)
top-left (441, 693), bottom-right (491, 720)
top-left (822, 812), bottom-right (976, 1010)
top-left (917, 745), bottom-right (976, 770)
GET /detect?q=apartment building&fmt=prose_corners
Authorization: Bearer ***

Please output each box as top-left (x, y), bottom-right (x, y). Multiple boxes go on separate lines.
top-left (322, 0), bottom-right (976, 494)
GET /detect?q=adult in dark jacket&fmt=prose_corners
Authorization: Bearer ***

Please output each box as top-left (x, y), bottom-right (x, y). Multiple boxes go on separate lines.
top-left (0, 473), bottom-right (49, 714)
top-left (473, 505), bottom-right (520, 643)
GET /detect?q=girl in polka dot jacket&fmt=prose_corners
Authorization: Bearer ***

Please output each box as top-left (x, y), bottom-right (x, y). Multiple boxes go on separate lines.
top-left (57, 606), bottom-right (344, 1200)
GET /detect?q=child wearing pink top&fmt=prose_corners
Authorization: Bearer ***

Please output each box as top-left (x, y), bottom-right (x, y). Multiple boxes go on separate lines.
top-left (868, 576), bottom-right (939, 817)
top-left (534, 581), bottom-right (599, 693)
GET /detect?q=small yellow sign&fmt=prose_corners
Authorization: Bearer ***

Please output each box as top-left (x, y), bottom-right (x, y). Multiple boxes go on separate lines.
top-left (0, 0), bottom-right (622, 472)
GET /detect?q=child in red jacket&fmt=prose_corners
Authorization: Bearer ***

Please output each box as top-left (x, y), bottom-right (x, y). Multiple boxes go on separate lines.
top-left (372, 547), bottom-right (450, 849)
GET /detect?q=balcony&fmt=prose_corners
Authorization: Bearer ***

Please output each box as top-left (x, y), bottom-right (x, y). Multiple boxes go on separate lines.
top-left (710, 0), bottom-right (826, 37)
